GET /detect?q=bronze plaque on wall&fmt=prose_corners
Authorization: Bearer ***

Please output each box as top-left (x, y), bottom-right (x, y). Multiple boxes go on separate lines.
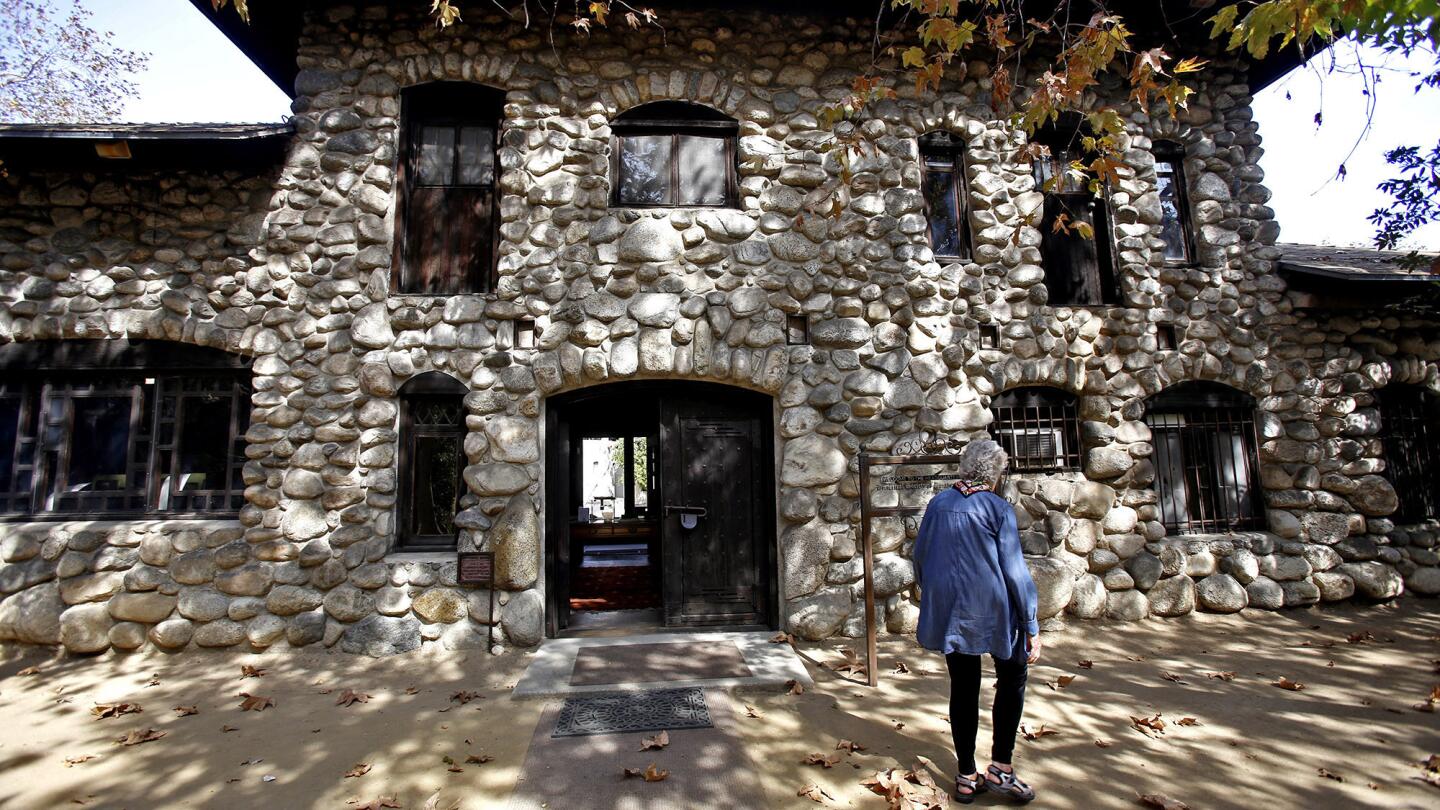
top-left (457, 552), bottom-right (494, 586)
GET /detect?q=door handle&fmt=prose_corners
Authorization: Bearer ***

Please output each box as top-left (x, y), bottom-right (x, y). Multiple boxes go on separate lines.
top-left (663, 505), bottom-right (708, 518)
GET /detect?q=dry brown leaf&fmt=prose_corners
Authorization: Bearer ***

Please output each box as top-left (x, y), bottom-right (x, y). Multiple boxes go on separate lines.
top-left (1318, 768), bottom-right (1345, 782)
top-left (173, 706), bottom-right (198, 717)
top-left (240, 665), bottom-right (266, 678)
top-left (827, 648), bottom-right (868, 677)
top-left (63, 754), bottom-right (96, 767)
top-left (1207, 671), bottom-right (1236, 681)
top-left (450, 690), bottom-right (484, 705)
top-left (770, 631), bottom-right (797, 645)
top-left (892, 660), bottom-right (910, 674)
top-left (744, 704), bottom-right (762, 718)
top-left (1019, 723), bottom-right (1059, 741)
top-left (465, 753), bottom-right (494, 765)
top-left (785, 679), bottom-right (805, 696)
top-left (237, 693), bottom-right (274, 712)
top-left (804, 752), bottom-right (842, 768)
top-left (1131, 713), bottom-right (1166, 736)
top-left (221, 724), bottom-right (238, 733)
top-left (892, 721), bottom-right (905, 731)
top-left (92, 703), bottom-right (142, 720)
top-left (836, 739), bottom-right (866, 753)
top-left (1047, 674), bottom-right (1076, 690)
top-left (1273, 677), bottom-right (1306, 692)
top-left (17, 665), bottom-right (41, 676)
top-left (1077, 660), bottom-right (1094, 669)
top-left (639, 730), bottom-right (670, 751)
top-left (1347, 630), bottom-right (1376, 644)
top-left (345, 762), bottom-right (372, 778)
top-left (349, 797), bottom-right (401, 809)
top-left (114, 728), bottom-right (165, 746)
top-left (1160, 672), bottom-right (1187, 684)
top-left (1094, 739), bottom-right (1112, 748)
top-left (404, 687), bottom-right (419, 695)
top-left (797, 783), bottom-right (834, 803)
top-left (861, 765), bottom-right (947, 810)
top-left (623, 763), bottom-right (669, 782)
top-left (1177, 717), bottom-right (1200, 726)
top-left (336, 689), bottom-right (372, 707)
top-left (1138, 794), bottom-right (1190, 810)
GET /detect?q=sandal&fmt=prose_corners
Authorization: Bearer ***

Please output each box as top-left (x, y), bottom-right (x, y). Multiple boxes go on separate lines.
top-left (985, 764), bottom-right (1036, 803)
top-left (954, 771), bottom-right (982, 804)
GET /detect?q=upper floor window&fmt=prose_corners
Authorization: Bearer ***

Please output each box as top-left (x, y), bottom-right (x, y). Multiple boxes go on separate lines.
top-left (398, 372), bottom-right (468, 551)
top-left (610, 101), bottom-right (737, 208)
top-left (990, 387), bottom-right (1082, 473)
top-left (1378, 384), bottom-right (1440, 522)
top-left (396, 82), bottom-right (504, 295)
top-left (920, 131), bottom-right (971, 260)
top-left (1154, 140), bottom-right (1194, 263)
top-left (0, 340), bottom-right (251, 518)
top-left (1144, 382), bottom-right (1264, 535)
top-left (1032, 114), bottom-right (1119, 306)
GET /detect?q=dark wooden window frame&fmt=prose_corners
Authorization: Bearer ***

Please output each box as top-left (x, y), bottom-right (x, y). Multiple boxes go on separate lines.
top-left (1032, 116), bottom-right (1121, 307)
top-left (1153, 140), bottom-right (1196, 265)
top-left (919, 132), bottom-right (973, 260)
top-left (609, 103), bottom-right (739, 209)
top-left (1144, 382), bottom-right (1266, 535)
top-left (1378, 384), bottom-right (1440, 523)
top-left (990, 387), bottom-right (1083, 473)
top-left (0, 340), bottom-right (252, 521)
top-left (397, 372), bottom-right (469, 552)
top-left (393, 82), bottom-right (504, 296)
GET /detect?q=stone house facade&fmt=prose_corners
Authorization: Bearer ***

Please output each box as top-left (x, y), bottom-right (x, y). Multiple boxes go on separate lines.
top-left (1, 1), bottom-right (1437, 657)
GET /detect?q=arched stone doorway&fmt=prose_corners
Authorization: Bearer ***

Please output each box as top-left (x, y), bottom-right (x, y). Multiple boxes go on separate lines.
top-left (544, 381), bottom-right (777, 636)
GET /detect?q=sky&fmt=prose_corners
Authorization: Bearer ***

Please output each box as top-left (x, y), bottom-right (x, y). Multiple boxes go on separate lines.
top-left (53, 0), bottom-right (1440, 250)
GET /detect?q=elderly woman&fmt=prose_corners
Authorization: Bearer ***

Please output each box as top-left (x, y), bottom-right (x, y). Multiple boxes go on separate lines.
top-left (912, 439), bottom-right (1040, 804)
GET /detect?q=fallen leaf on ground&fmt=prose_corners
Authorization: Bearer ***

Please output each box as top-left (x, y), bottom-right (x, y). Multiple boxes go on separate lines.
top-left (622, 763), bottom-right (669, 782)
top-left (221, 725), bottom-right (238, 733)
top-left (1131, 714), bottom-right (1166, 736)
top-left (336, 689), bottom-right (371, 707)
top-left (861, 765), bottom-right (947, 809)
top-left (1207, 671), bottom-right (1236, 681)
top-left (893, 660), bottom-right (910, 674)
top-left (836, 739), bottom-right (866, 753)
top-left (17, 665), bottom-right (41, 676)
top-left (893, 721), bottom-right (905, 731)
top-left (744, 704), bottom-right (762, 718)
top-left (639, 731), bottom-right (669, 751)
top-left (785, 679), bottom-right (805, 695)
top-left (1094, 739), bottom-right (1112, 748)
top-left (344, 763), bottom-right (372, 778)
top-left (173, 706), bottom-right (198, 717)
top-left (145, 675), bottom-right (160, 687)
top-left (1347, 631), bottom-right (1376, 644)
top-left (423, 790), bottom-right (461, 810)
top-left (826, 648), bottom-right (867, 677)
top-left (770, 632), bottom-right (796, 645)
top-left (404, 687), bottom-right (419, 695)
top-left (63, 755), bottom-right (96, 767)
top-left (1138, 794), bottom-right (1190, 810)
top-left (1177, 717), bottom-right (1200, 726)
top-left (1047, 674), bottom-right (1076, 690)
top-left (1126, 655), bottom-right (1147, 662)
top-left (797, 783), bottom-right (834, 803)
top-left (240, 665), bottom-right (265, 678)
top-left (348, 797), bottom-right (401, 809)
top-left (114, 729), bottom-right (165, 746)
top-left (804, 752), bottom-right (842, 768)
top-left (1273, 677), bottom-right (1306, 692)
top-left (465, 753), bottom-right (493, 764)
top-left (1077, 660), bottom-right (1094, 669)
top-left (450, 690), bottom-right (483, 705)
top-left (238, 693), bottom-right (274, 711)
top-left (1020, 723), bottom-right (1059, 741)
top-left (1318, 768), bottom-right (1344, 782)
top-left (92, 703), bottom-right (142, 720)
top-left (1160, 672), bottom-right (1187, 684)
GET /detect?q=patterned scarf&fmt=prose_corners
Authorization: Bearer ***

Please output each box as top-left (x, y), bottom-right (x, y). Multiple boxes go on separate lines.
top-left (954, 481), bottom-right (992, 496)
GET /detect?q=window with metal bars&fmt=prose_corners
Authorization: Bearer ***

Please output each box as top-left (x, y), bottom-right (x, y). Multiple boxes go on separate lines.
top-left (398, 372), bottom-right (469, 551)
top-left (1144, 382), bottom-right (1265, 535)
top-left (990, 387), bottom-right (1082, 473)
top-left (1378, 384), bottom-right (1440, 522)
top-left (0, 340), bottom-right (251, 519)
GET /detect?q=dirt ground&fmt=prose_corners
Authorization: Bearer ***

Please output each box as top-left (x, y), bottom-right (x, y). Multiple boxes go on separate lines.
top-left (1, 599), bottom-right (1436, 810)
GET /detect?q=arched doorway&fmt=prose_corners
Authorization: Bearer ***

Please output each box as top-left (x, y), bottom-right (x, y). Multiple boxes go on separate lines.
top-left (544, 381), bottom-right (777, 635)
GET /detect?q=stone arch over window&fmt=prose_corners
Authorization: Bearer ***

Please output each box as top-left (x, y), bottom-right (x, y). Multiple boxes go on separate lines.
top-left (1377, 383), bottom-right (1440, 522)
top-left (1032, 112), bottom-right (1119, 306)
top-left (919, 130), bottom-right (972, 260)
top-left (1143, 381), bottom-right (1264, 535)
top-left (989, 386), bottom-right (1082, 472)
top-left (397, 371), bottom-right (468, 552)
top-left (0, 339), bottom-right (252, 517)
top-left (610, 101), bottom-right (738, 208)
top-left (394, 81), bottom-right (505, 295)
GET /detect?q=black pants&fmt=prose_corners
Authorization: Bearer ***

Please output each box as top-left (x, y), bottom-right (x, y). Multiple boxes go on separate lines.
top-left (946, 651), bottom-right (1028, 775)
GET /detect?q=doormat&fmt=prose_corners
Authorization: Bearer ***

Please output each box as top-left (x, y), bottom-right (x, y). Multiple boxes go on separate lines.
top-left (552, 687), bottom-right (712, 737)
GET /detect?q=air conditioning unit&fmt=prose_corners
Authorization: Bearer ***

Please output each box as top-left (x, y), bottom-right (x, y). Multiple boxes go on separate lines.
top-left (998, 427), bottom-right (1065, 468)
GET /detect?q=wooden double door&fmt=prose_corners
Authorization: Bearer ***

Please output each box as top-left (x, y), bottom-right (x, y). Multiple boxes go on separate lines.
top-left (545, 382), bottom-right (775, 634)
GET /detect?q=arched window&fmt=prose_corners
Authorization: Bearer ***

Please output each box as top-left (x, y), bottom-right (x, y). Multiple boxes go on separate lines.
top-left (1032, 113), bottom-right (1118, 306)
top-left (0, 340), bottom-right (251, 517)
top-left (395, 82), bottom-right (504, 295)
top-left (920, 131), bottom-right (971, 260)
top-left (1153, 140), bottom-right (1194, 263)
top-left (1378, 384), bottom-right (1440, 522)
top-left (398, 372), bottom-right (468, 551)
top-left (990, 387), bottom-right (1082, 472)
top-left (610, 101), bottom-right (737, 208)
top-left (1145, 382), bottom-right (1264, 534)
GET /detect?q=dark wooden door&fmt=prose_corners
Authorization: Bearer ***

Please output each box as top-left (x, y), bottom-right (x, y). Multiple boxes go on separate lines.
top-left (658, 395), bottom-right (768, 626)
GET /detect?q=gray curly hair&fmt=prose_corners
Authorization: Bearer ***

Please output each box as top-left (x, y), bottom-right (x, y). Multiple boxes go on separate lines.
top-left (956, 438), bottom-right (1009, 487)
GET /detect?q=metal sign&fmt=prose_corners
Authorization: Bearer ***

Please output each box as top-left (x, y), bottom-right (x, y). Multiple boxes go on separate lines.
top-left (857, 438), bottom-right (966, 687)
top-left (457, 552), bottom-right (495, 586)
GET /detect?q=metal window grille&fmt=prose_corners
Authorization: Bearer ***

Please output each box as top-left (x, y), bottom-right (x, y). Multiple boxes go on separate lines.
top-left (1379, 385), bottom-right (1440, 522)
top-left (990, 388), bottom-right (1082, 472)
top-left (1146, 404), bottom-right (1265, 535)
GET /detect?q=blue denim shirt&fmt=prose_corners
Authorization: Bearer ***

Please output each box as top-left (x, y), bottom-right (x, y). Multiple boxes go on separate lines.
top-left (913, 487), bottom-right (1039, 660)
